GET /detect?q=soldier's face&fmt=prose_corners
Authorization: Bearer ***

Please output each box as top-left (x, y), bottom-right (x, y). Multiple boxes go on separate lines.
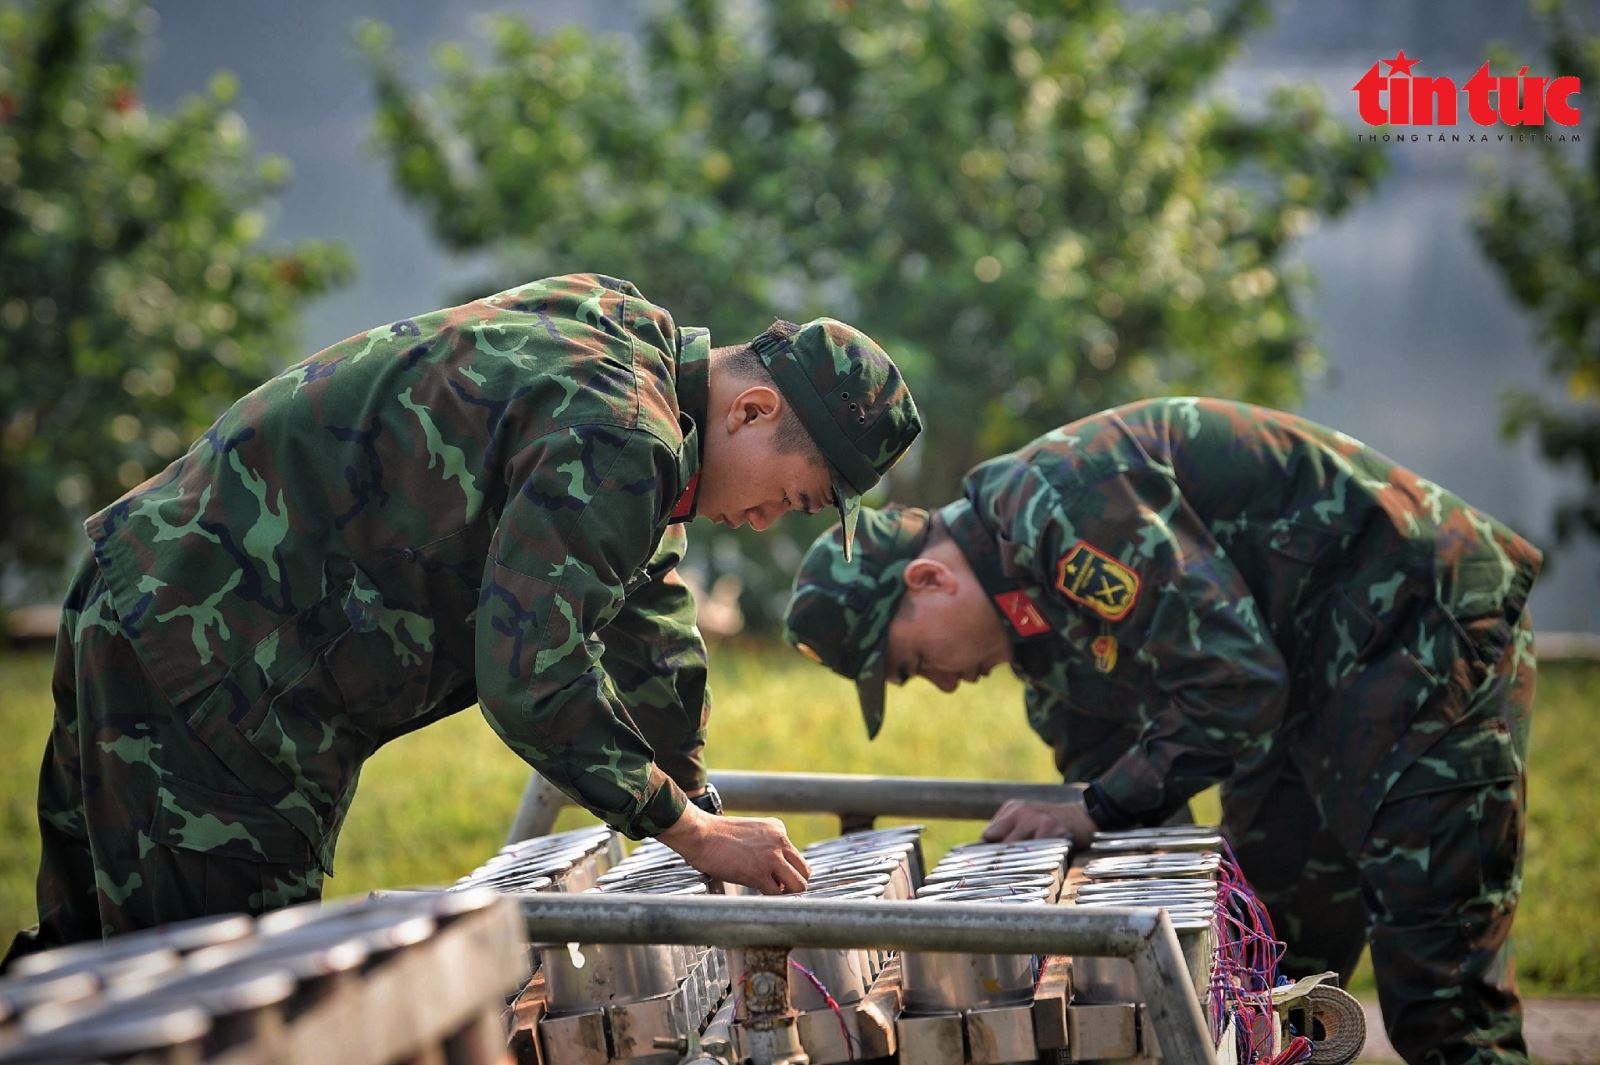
top-left (882, 548), bottom-right (1013, 693)
top-left (700, 385), bottom-right (834, 532)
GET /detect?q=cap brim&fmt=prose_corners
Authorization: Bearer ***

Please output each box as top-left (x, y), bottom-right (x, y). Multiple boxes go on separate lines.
top-left (834, 477), bottom-right (861, 562)
top-left (855, 646), bottom-right (889, 740)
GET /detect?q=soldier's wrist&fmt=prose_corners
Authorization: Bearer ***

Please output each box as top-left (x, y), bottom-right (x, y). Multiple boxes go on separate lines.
top-left (657, 802), bottom-right (718, 865)
top-left (687, 782), bottom-right (723, 816)
top-left (635, 779), bottom-right (690, 841)
top-left (1082, 780), bottom-right (1134, 832)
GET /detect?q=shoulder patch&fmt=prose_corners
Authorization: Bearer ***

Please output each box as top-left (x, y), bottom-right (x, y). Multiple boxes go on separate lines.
top-left (1055, 540), bottom-right (1139, 622)
top-left (993, 590), bottom-right (1050, 637)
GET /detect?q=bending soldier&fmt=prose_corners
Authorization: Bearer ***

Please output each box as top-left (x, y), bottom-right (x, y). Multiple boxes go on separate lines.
top-left (10, 273), bottom-right (921, 962)
top-left (784, 397), bottom-right (1537, 1065)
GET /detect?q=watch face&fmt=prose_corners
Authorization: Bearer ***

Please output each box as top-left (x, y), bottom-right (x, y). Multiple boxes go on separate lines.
top-left (693, 784), bottom-right (723, 815)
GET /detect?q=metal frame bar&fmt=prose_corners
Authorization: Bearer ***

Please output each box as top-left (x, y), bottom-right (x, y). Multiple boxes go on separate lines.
top-left (507, 770), bottom-right (1080, 844)
top-left (520, 893), bottom-right (1215, 1065)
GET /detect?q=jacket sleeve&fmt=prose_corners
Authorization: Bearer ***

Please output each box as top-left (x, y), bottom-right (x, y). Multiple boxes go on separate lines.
top-left (1023, 685), bottom-right (1141, 786)
top-left (1023, 463), bottom-right (1288, 828)
top-left (474, 422), bottom-right (688, 840)
top-left (598, 524), bottom-right (710, 795)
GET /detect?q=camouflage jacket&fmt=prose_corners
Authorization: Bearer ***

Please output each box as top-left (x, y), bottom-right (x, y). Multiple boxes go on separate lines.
top-left (946, 398), bottom-right (1541, 849)
top-left (87, 274), bottom-right (713, 871)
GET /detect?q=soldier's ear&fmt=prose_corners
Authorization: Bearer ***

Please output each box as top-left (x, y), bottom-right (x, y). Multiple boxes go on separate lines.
top-left (903, 558), bottom-right (955, 596)
top-left (724, 385), bottom-right (783, 434)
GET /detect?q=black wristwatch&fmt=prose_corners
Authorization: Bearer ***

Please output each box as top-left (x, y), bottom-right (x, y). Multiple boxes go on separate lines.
top-left (689, 782), bottom-right (723, 816)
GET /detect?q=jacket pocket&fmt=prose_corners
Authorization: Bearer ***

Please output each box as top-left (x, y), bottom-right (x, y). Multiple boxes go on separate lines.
top-left (150, 772), bottom-right (314, 865)
top-left (185, 569), bottom-right (362, 873)
top-left (1384, 715), bottom-right (1519, 802)
top-left (1302, 593), bottom-right (1486, 852)
top-left (244, 629), bottom-right (369, 839)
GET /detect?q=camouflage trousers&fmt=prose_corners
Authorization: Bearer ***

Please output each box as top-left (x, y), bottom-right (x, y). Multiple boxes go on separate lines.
top-left (1227, 613), bottom-right (1535, 1065)
top-left (4, 558), bottom-right (323, 966)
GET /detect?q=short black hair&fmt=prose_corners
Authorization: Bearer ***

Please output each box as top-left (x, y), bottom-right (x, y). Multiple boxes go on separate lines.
top-left (891, 516), bottom-right (950, 620)
top-left (713, 320), bottom-right (822, 460)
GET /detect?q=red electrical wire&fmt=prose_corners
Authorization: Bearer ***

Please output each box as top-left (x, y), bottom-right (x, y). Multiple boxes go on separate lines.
top-left (1204, 841), bottom-right (1292, 1065)
top-left (789, 958), bottom-right (859, 1063)
top-left (1267, 1035), bottom-right (1314, 1065)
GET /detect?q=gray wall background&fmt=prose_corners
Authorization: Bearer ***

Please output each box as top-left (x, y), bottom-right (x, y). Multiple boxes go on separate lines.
top-left (140, 0), bottom-right (1600, 632)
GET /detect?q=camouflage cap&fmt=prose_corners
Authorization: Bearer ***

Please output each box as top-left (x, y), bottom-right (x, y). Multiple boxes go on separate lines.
top-left (751, 319), bottom-right (921, 560)
top-left (783, 505), bottom-right (931, 739)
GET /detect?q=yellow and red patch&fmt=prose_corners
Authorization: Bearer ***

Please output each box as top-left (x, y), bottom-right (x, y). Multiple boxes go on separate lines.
top-left (1055, 541), bottom-right (1140, 622)
top-left (993, 590), bottom-right (1050, 637)
top-left (1091, 634), bottom-right (1118, 673)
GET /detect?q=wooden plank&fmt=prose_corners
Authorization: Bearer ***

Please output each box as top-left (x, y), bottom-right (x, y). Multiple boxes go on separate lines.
top-left (1216, 1015), bottom-right (1239, 1065)
top-left (507, 1024), bottom-right (540, 1065)
top-left (606, 994), bottom-right (678, 1060)
top-left (282, 898), bottom-right (526, 1065)
top-left (442, 1008), bottom-right (516, 1065)
top-left (967, 1003), bottom-right (1038, 1064)
top-left (896, 1012), bottom-right (967, 1065)
top-left (796, 1002), bottom-right (861, 1064)
top-left (203, 1033), bottom-right (286, 1065)
top-left (508, 977), bottom-right (547, 1065)
top-left (855, 956), bottom-right (903, 1058)
top-left (406, 1044), bottom-right (450, 1065)
top-left (1068, 1003), bottom-right (1139, 1061)
top-left (536, 1010), bottom-right (608, 1065)
top-left (1032, 954), bottom-right (1073, 1050)
top-left (357, 902), bottom-right (524, 1064)
top-left (277, 974), bottom-right (370, 1065)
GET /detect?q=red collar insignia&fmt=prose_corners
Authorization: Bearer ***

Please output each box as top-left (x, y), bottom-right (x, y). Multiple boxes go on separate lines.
top-left (994, 590), bottom-right (1051, 637)
top-left (670, 472), bottom-right (701, 522)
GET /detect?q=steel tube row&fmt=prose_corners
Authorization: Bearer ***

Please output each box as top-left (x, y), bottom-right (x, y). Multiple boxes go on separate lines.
top-left (518, 893), bottom-right (1215, 1065)
top-left (709, 771), bottom-right (1081, 821)
top-left (506, 771), bottom-right (1085, 844)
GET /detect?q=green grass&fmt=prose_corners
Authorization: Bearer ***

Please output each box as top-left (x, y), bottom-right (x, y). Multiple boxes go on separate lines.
top-left (2, 642), bottom-right (1596, 995)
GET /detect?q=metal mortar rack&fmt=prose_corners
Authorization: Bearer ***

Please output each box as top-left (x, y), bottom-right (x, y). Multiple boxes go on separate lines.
top-left (502, 772), bottom-right (1243, 1065)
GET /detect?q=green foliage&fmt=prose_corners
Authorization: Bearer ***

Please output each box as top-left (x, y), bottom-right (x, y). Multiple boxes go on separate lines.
top-left (0, 0), bottom-right (352, 602)
top-left (1475, 0), bottom-right (1600, 545)
top-left (361, 0), bottom-right (1381, 625)
top-left (360, 0), bottom-right (1381, 485)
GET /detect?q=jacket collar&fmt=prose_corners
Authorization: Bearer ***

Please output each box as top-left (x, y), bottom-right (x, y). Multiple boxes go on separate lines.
top-left (668, 327), bottom-right (711, 523)
top-left (936, 498), bottom-right (1054, 644)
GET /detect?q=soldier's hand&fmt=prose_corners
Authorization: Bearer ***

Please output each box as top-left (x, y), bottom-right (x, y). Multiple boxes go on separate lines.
top-left (982, 799), bottom-right (1099, 845)
top-left (657, 804), bottom-right (811, 895)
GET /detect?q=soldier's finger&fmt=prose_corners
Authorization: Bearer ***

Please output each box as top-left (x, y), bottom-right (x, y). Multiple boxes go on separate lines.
top-left (781, 841), bottom-right (811, 879)
top-left (1000, 815), bottom-right (1040, 843)
top-left (981, 805), bottom-right (1019, 841)
top-left (773, 859), bottom-right (807, 895)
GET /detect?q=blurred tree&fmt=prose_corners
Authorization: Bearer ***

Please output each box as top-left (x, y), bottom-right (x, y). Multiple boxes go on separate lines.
top-left (0, 0), bottom-right (351, 607)
top-left (1475, 0), bottom-right (1599, 547)
top-left (361, 0), bottom-right (1382, 627)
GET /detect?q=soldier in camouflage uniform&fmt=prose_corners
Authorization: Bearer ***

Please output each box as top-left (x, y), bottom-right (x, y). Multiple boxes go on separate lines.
top-left (784, 398), bottom-right (1539, 1065)
top-left (8, 273), bottom-right (921, 961)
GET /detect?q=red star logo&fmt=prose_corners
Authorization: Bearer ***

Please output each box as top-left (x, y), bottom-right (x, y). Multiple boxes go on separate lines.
top-left (1383, 50), bottom-right (1419, 77)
